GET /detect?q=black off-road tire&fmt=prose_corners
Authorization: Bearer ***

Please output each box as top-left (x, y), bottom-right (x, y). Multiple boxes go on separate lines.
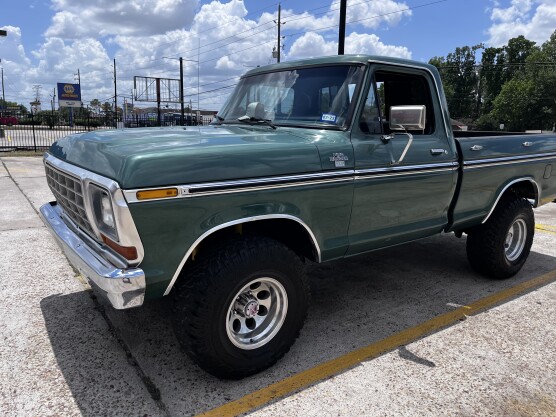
top-left (171, 236), bottom-right (309, 379)
top-left (466, 196), bottom-right (534, 279)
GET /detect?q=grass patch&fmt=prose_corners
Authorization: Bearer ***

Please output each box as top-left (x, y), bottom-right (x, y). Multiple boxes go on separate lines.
top-left (0, 150), bottom-right (45, 157)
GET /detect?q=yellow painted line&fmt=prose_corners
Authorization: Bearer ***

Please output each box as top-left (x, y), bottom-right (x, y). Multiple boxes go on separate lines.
top-left (197, 269), bottom-right (556, 417)
top-left (536, 224), bottom-right (556, 235)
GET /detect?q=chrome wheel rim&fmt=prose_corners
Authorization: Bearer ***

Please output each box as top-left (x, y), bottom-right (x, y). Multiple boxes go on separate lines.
top-left (226, 277), bottom-right (288, 350)
top-left (505, 218), bottom-right (527, 262)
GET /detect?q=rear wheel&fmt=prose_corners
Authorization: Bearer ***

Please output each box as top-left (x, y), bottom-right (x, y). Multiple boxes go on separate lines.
top-left (466, 196), bottom-right (534, 279)
top-left (172, 236), bottom-right (309, 379)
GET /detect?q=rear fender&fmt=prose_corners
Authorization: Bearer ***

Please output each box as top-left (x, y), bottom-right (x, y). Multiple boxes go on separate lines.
top-left (482, 178), bottom-right (540, 224)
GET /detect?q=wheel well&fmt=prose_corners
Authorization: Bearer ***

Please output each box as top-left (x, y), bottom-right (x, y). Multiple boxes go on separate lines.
top-left (482, 178), bottom-right (539, 225)
top-left (197, 219), bottom-right (318, 261)
top-left (505, 180), bottom-right (538, 204)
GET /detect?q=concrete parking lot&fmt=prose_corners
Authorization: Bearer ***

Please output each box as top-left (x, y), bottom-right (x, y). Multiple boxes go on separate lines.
top-left (1, 155), bottom-right (555, 417)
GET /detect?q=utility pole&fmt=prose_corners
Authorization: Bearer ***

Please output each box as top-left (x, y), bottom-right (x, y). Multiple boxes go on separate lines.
top-left (338, 0), bottom-right (347, 55)
top-left (180, 57), bottom-right (184, 125)
top-left (277, 3), bottom-right (281, 63)
top-left (273, 3), bottom-right (285, 63)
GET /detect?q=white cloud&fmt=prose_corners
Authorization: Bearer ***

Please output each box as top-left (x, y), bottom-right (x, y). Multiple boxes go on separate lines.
top-left (330, 0), bottom-right (412, 30)
top-left (0, 27), bottom-right (34, 105)
top-left (0, 26), bottom-right (31, 65)
top-left (254, 0), bottom-right (411, 38)
top-left (46, 0), bottom-right (199, 38)
top-left (215, 55), bottom-right (238, 70)
top-left (2, 0), bottom-right (414, 110)
top-left (488, 0), bottom-right (556, 46)
top-left (287, 32), bottom-right (411, 60)
top-left (287, 32), bottom-right (339, 58)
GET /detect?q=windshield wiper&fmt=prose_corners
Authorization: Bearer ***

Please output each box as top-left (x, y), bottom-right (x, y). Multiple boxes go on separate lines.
top-left (211, 115), bottom-right (225, 125)
top-left (237, 115), bottom-right (277, 130)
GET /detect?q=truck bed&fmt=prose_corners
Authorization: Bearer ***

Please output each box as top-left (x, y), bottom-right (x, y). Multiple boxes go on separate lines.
top-left (450, 133), bottom-right (556, 231)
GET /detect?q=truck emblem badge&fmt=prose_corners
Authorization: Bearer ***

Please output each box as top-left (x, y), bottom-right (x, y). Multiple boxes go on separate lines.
top-left (329, 152), bottom-right (349, 167)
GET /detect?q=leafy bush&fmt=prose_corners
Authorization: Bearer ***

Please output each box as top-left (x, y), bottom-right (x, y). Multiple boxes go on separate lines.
top-left (475, 114), bottom-right (499, 131)
top-left (75, 118), bottom-right (101, 127)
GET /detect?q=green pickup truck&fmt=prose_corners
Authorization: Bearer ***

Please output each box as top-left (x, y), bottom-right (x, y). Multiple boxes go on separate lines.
top-left (40, 55), bottom-right (556, 379)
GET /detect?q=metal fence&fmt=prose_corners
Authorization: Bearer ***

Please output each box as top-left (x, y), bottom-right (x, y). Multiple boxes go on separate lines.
top-left (0, 111), bottom-right (212, 152)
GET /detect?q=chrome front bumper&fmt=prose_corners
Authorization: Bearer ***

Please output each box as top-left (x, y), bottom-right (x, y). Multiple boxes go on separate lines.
top-left (40, 202), bottom-right (146, 309)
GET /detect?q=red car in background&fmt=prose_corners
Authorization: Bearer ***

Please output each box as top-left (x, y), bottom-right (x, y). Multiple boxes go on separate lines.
top-left (0, 116), bottom-right (18, 126)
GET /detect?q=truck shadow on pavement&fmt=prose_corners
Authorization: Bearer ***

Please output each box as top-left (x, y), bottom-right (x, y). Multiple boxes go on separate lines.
top-left (40, 233), bottom-right (556, 416)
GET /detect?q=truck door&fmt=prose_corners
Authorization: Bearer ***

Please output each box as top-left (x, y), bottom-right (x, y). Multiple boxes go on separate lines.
top-left (347, 64), bottom-right (458, 255)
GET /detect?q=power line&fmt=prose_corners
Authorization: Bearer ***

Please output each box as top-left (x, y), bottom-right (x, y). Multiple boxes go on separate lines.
top-left (10, 0), bottom-right (453, 108)
top-left (47, 0), bottom-right (450, 85)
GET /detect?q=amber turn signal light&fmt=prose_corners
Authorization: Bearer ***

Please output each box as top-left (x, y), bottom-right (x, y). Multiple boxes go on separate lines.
top-left (136, 188), bottom-right (179, 200)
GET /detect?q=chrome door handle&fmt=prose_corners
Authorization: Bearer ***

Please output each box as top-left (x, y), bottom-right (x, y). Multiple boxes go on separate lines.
top-left (430, 148), bottom-right (447, 156)
top-left (522, 141), bottom-right (533, 147)
top-left (470, 145), bottom-right (483, 151)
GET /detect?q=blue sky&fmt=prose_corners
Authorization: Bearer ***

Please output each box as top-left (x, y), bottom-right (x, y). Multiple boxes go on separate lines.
top-left (1, 0), bottom-right (555, 111)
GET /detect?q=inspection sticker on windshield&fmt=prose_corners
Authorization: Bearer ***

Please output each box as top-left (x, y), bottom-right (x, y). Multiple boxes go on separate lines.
top-left (321, 113), bottom-right (337, 123)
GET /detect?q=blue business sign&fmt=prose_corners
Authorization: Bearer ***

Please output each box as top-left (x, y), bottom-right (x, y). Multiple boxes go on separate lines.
top-left (57, 83), bottom-right (82, 108)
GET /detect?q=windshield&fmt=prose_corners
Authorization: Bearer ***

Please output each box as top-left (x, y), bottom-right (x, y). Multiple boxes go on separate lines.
top-left (217, 64), bottom-right (365, 128)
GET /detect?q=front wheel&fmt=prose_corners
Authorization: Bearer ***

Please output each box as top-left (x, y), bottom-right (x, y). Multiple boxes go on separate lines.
top-left (466, 196), bottom-right (534, 279)
top-left (172, 236), bottom-right (309, 379)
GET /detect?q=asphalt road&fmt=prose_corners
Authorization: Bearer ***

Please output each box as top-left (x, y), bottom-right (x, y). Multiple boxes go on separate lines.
top-left (1, 156), bottom-right (555, 417)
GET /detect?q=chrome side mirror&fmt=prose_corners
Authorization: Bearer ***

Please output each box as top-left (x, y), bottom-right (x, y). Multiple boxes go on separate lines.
top-left (389, 105), bottom-right (426, 131)
top-left (245, 102), bottom-right (265, 119)
top-left (380, 105), bottom-right (425, 166)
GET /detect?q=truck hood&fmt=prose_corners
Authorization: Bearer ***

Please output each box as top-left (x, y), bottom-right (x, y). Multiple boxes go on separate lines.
top-left (48, 125), bottom-right (323, 189)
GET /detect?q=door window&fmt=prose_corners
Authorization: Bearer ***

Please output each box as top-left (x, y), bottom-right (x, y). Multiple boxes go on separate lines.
top-left (359, 71), bottom-right (436, 135)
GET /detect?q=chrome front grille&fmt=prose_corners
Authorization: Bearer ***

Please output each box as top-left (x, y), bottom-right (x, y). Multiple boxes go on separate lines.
top-left (45, 163), bottom-right (95, 236)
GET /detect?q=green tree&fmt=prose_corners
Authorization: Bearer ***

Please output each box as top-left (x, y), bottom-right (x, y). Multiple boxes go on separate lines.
top-left (429, 44), bottom-right (483, 120)
top-left (101, 102), bottom-right (113, 113)
top-left (480, 47), bottom-right (506, 115)
top-left (89, 98), bottom-right (101, 114)
top-left (524, 31), bottom-right (556, 130)
top-left (505, 35), bottom-right (538, 79)
top-left (490, 78), bottom-right (540, 131)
